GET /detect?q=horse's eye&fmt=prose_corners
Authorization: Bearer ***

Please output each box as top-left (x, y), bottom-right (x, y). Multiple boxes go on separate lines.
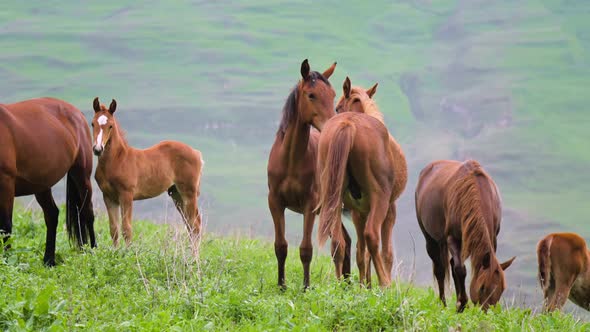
top-left (309, 93), bottom-right (316, 100)
top-left (109, 125), bottom-right (113, 129)
top-left (91, 123), bottom-right (94, 127)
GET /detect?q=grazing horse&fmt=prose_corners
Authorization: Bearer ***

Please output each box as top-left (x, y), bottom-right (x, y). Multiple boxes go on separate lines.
top-left (538, 232), bottom-right (590, 311)
top-left (267, 59), bottom-right (349, 289)
top-left (0, 97), bottom-right (96, 266)
top-left (415, 160), bottom-right (515, 311)
top-left (317, 77), bottom-right (408, 288)
top-left (91, 98), bottom-right (203, 252)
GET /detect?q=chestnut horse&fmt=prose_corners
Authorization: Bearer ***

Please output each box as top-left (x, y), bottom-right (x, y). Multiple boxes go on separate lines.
top-left (317, 77), bottom-right (408, 288)
top-left (0, 97), bottom-right (96, 266)
top-left (267, 59), bottom-right (351, 289)
top-left (415, 160), bottom-right (515, 311)
top-left (91, 98), bottom-right (203, 253)
top-left (538, 232), bottom-right (590, 311)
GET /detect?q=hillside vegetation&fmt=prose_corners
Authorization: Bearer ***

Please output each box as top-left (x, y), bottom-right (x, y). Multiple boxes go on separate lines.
top-left (0, 207), bottom-right (588, 331)
top-left (2, 0), bottom-right (590, 307)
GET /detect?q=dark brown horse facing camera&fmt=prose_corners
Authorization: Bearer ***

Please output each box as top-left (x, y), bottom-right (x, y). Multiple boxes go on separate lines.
top-left (267, 59), bottom-right (350, 289)
top-left (0, 97), bottom-right (96, 266)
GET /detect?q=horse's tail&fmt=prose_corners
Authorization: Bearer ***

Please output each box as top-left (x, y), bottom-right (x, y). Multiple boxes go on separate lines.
top-left (65, 172), bottom-right (86, 247)
top-left (317, 122), bottom-right (355, 248)
top-left (537, 235), bottom-right (553, 292)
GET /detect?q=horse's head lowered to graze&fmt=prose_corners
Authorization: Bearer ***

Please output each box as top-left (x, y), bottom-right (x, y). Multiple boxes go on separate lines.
top-left (91, 97), bottom-right (117, 156)
top-left (469, 253), bottom-right (516, 310)
top-left (296, 59), bottom-right (336, 131)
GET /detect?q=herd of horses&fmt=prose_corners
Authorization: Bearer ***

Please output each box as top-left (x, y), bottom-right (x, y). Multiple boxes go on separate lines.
top-left (0, 59), bottom-right (588, 315)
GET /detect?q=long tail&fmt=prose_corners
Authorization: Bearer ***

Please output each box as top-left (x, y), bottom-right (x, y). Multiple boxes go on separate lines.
top-left (317, 122), bottom-right (355, 247)
top-left (66, 172), bottom-right (86, 247)
top-left (537, 236), bottom-right (553, 292)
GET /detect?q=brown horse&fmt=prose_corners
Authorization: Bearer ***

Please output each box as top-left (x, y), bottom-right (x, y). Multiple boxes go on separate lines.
top-left (267, 59), bottom-right (350, 289)
top-left (91, 98), bottom-right (203, 252)
top-left (0, 97), bottom-right (96, 266)
top-left (317, 77), bottom-right (408, 288)
top-left (415, 159), bottom-right (515, 311)
top-left (538, 232), bottom-right (590, 311)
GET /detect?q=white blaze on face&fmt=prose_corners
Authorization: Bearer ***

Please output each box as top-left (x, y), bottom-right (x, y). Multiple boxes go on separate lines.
top-left (95, 115), bottom-right (109, 148)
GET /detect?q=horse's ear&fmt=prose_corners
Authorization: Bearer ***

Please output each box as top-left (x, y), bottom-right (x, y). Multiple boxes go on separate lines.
top-left (322, 62), bottom-right (337, 79)
top-left (367, 83), bottom-right (378, 98)
top-left (93, 97), bottom-right (101, 113)
top-left (301, 59), bottom-right (310, 81)
top-left (343, 76), bottom-right (351, 99)
top-left (108, 99), bottom-right (117, 114)
top-left (482, 252), bottom-right (491, 269)
top-left (500, 256), bottom-right (516, 271)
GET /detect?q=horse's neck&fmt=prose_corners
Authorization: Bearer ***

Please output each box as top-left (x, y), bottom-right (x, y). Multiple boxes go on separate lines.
top-left (280, 112), bottom-right (311, 169)
top-left (99, 126), bottom-right (131, 165)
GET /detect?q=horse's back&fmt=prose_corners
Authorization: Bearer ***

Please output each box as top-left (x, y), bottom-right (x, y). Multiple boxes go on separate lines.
top-left (544, 233), bottom-right (588, 275)
top-left (415, 160), bottom-right (461, 241)
top-left (1, 98), bottom-right (91, 195)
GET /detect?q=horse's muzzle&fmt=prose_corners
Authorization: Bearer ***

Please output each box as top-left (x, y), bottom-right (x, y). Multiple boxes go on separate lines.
top-left (92, 145), bottom-right (103, 156)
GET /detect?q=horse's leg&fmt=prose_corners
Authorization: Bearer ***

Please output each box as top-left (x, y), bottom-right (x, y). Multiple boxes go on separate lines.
top-left (425, 238), bottom-right (447, 306)
top-left (68, 164), bottom-right (96, 247)
top-left (120, 193), bottom-right (134, 246)
top-left (327, 210), bottom-right (347, 281)
top-left (35, 190), bottom-right (59, 266)
top-left (547, 274), bottom-right (576, 311)
top-left (182, 192), bottom-right (201, 255)
top-left (448, 236), bottom-right (468, 312)
top-left (0, 175), bottom-right (15, 251)
top-left (341, 222), bottom-right (352, 280)
top-left (268, 193), bottom-right (287, 289)
top-left (381, 203), bottom-right (396, 278)
top-left (300, 205), bottom-right (315, 289)
top-left (104, 196), bottom-right (121, 247)
top-left (352, 211), bottom-right (368, 285)
top-left (543, 279), bottom-right (557, 312)
top-left (365, 198), bottom-right (391, 288)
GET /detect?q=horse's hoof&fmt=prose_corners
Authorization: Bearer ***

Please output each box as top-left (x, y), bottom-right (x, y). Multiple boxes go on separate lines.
top-left (43, 259), bottom-right (56, 267)
top-left (456, 301), bottom-right (466, 313)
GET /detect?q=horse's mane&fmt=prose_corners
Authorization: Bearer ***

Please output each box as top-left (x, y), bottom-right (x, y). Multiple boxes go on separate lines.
top-left (446, 160), bottom-right (495, 272)
top-left (350, 87), bottom-right (384, 124)
top-left (276, 71), bottom-right (331, 137)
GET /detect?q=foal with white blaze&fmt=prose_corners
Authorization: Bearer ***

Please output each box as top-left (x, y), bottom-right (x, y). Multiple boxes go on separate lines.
top-left (91, 98), bottom-right (204, 252)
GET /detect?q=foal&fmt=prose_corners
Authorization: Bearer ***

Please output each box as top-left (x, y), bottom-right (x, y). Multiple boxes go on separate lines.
top-left (92, 98), bottom-right (203, 252)
top-left (538, 232), bottom-right (590, 311)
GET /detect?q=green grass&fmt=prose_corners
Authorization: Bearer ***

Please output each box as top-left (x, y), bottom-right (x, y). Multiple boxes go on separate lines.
top-left (1, 207), bottom-right (588, 331)
top-left (3, 0), bottom-right (590, 311)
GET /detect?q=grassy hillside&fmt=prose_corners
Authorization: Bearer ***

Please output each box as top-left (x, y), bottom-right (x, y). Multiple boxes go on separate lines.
top-left (1, 207), bottom-right (588, 331)
top-left (2, 0), bottom-right (590, 305)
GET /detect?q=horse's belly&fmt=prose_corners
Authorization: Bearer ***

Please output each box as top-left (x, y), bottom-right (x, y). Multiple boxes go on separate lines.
top-left (343, 191), bottom-right (370, 215)
top-left (134, 179), bottom-right (171, 200)
top-left (14, 177), bottom-right (61, 196)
